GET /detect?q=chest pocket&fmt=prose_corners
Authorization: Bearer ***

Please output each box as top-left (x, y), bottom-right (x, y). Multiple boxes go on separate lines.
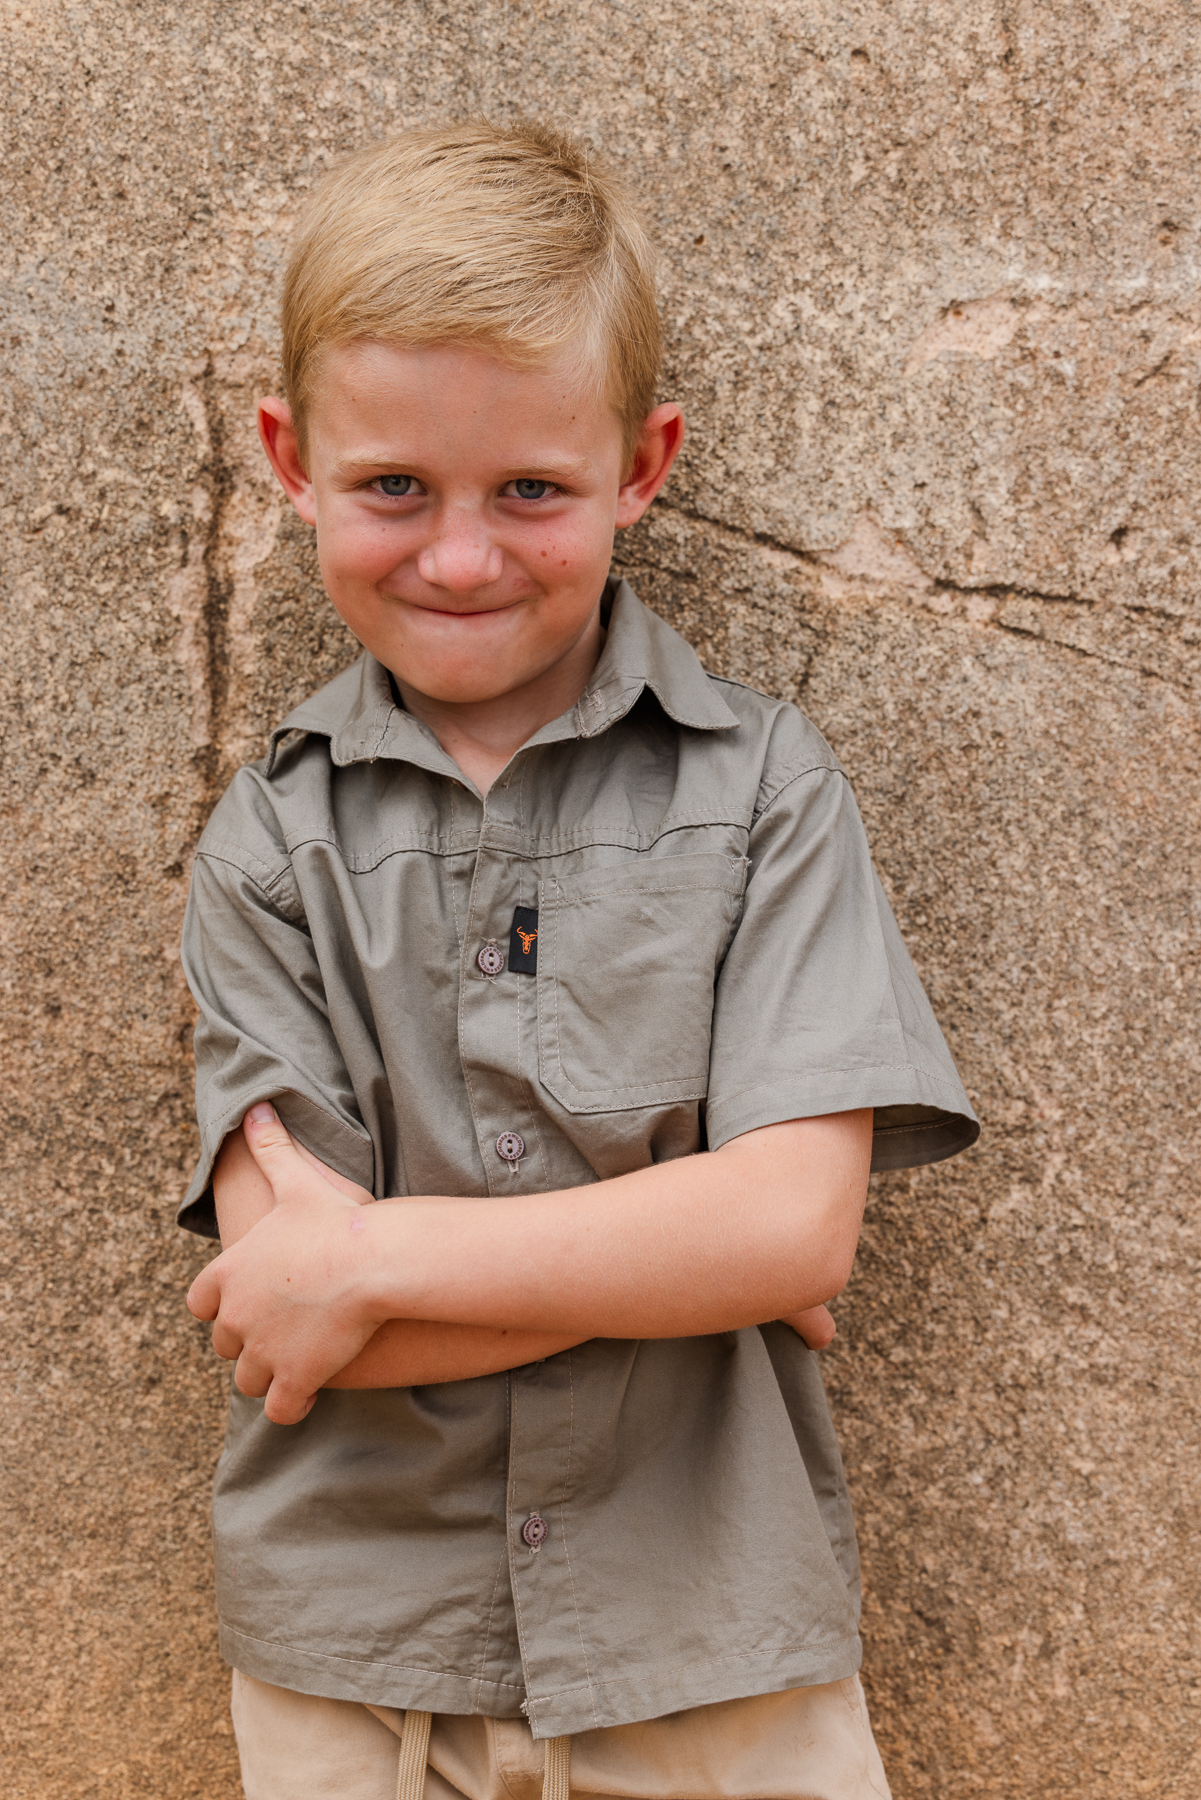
top-left (536, 852), bottom-right (748, 1114)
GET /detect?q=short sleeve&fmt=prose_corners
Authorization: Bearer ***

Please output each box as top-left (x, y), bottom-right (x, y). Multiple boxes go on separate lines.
top-left (704, 765), bottom-right (979, 1170)
top-left (177, 845), bottom-right (376, 1238)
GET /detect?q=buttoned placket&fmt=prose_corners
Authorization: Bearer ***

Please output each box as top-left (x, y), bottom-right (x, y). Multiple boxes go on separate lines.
top-left (452, 749), bottom-right (593, 1722)
top-left (506, 1349), bottom-right (586, 1734)
top-left (455, 756), bottom-right (546, 1197)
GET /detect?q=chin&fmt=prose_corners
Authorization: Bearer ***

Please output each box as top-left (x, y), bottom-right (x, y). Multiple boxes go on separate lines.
top-left (383, 646), bottom-right (516, 700)
top-left (420, 671), bottom-right (526, 705)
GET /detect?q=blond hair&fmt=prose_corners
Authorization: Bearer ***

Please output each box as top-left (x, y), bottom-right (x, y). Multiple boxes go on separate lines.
top-left (281, 121), bottom-right (661, 467)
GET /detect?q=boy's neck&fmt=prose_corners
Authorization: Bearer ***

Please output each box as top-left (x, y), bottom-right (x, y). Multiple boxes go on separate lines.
top-left (391, 609), bottom-right (606, 795)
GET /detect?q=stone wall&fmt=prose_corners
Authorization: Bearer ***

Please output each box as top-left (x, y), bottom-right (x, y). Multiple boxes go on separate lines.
top-left (3, 3), bottom-right (1198, 1794)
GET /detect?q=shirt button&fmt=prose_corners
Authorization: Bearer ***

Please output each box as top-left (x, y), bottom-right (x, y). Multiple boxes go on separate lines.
top-left (521, 1511), bottom-right (549, 1550)
top-left (477, 941), bottom-right (505, 977)
top-left (496, 1131), bottom-right (525, 1167)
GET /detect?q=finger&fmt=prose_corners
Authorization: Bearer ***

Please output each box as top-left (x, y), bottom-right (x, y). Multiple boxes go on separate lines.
top-left (263, 1379), bottom-right (319, 1426)
top-left (241, 1102), bottom-right (314, 1196)
top-left (234, 1351), bottom-right (273, 1399)
top-left (805, 1306), bottom-right (836, 1349)
top-left (211, 1319), bottom-right (246, 1363)
top-left (187, 1265), bottom-right (221, 1322)
top-left (781, 1305), bottom-right (837, 1350)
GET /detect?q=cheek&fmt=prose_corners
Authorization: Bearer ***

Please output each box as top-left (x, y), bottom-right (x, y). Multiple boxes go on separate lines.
top-left (526, 512), bottom-right (612, 579)
top-left (318, 509), bottom-right (410, 587)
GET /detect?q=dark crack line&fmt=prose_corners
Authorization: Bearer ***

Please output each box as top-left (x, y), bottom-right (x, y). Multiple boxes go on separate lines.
top-left (934, 576), bottom-right (1080, 607)
top-left (196, 357), bottom-right (234, 807)
top-left (654, 497), bottom-right (1201, 629)
top-left (651, 500), bottom-right (830, 572)
top-left (652, 499), bottom-right (1084, 608)
top-left (1102, 594), bottom-right (1195, 625)
top-left (992, 617), bottom-right (1193, 690)
top-left (648, 499), bottom-right (1195, 693)
top-left (1134, 352), bottom-right (1174, 388)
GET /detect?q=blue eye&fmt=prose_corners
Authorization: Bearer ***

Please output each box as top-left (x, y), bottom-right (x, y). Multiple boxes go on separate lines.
top-left (514, 478), bottom-right (550, 500)
top-left (378, 474), bottom-right (413, 497)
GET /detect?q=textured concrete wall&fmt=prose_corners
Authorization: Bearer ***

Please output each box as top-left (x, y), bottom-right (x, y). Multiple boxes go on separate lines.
top-left (3, 3), bottom-right (1198, 1795)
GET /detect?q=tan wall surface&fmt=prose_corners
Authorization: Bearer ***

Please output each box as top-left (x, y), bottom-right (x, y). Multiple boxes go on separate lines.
top-left (2, 3), bottom-right (1198, 1794)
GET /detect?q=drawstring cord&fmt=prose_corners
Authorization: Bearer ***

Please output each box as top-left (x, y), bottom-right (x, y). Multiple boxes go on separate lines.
top-left (541, 1732), bottom-right (572, 1800)
top-left (396, 1710), bottom-right (571, 1800)
top-left (396, 1709), bottom-right (432, 1800)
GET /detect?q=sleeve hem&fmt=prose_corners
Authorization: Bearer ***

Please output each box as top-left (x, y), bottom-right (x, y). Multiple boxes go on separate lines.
top-left (176, 1088), bottom-right (376, 1239)
top-left (705, 1069), bottom-right (980, 1172)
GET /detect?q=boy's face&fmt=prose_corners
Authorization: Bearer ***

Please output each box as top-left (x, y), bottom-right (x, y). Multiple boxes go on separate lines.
top-left (259, 342), bottom-right (682, 708)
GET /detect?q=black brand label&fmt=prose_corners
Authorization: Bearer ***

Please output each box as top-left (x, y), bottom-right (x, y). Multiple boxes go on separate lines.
top-left (508, 907), bottom-right (539, 975)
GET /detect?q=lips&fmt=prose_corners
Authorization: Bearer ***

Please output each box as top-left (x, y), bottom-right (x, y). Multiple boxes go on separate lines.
top-left (401, 595), bottom-right (532, 621)
top-left (423, 606), bottom-right (509, 617)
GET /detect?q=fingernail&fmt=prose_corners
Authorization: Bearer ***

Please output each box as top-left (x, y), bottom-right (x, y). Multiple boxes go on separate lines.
top-left (246, 1102), bottom-right (276, 1126)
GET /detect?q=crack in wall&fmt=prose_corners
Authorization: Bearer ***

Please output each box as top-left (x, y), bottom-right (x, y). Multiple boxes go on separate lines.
top-left (989, 613), bottom-right (1191, 687)
top-left (650, 500), bottom-right (1196, 694)
top-left (195, 355), bottom-right (235, 804)
top-left (654, 499), bottom-right (1085, 607)
top-left (653, 500), bottom-right (833, 576)
top-left (174, 361), bottom-right (284, 840)
top-left (173, 360), bottom-right (238, 844)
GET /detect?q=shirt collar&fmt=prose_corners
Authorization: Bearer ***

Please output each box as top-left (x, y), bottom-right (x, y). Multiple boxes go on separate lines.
top-left (567, 577), bottom-right (739, 739)
top-left (266, 577), bottom-right (739, 777)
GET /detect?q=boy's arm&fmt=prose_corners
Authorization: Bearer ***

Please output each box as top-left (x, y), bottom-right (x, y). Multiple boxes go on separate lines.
top-left (191, 1104), bottom-right (870, 1422)
top-left (211, 1128), bottom-right (587, 1386)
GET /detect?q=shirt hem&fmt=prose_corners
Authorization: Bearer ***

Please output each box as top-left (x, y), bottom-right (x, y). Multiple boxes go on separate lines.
top-left (219, 1623), bottom-right (529, 1719)
top-left (219, 1623), bottom-right (862, 1738)
top-left (524, 1636), bottom-right (863, 1737)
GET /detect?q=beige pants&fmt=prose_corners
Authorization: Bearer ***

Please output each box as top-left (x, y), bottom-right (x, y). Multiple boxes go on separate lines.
top-left (232, 1669), bottom-right (892, 1800)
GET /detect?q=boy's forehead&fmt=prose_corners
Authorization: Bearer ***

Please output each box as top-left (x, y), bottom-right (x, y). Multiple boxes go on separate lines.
top-left (308, 338), bottom-right (620, 451)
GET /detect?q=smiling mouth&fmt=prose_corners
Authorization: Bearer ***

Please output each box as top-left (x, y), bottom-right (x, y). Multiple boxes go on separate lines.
top-left (411, 598), bottom-right (526, 620)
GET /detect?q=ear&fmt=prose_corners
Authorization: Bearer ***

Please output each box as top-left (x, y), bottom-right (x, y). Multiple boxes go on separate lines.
top-left (258, 397), bottom-right (318, 525)
top-left (614, 404), bottom-right (685, 529)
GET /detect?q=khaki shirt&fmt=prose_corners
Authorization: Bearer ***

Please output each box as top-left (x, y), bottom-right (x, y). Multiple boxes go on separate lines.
top-left (180, 580), bottom-right (978, 1737)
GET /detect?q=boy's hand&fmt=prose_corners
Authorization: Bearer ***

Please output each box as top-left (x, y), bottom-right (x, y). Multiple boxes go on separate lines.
top-left (779, 1304), bottom-right (837, 1350)
top-left (187, 1103), bottom-right (387, 1425)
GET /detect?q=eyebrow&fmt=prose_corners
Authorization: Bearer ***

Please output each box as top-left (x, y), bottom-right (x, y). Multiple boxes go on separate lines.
top-left (333, 455), bottom-right (417, 477)
top-left (333, 453), bottom-right (596, 481)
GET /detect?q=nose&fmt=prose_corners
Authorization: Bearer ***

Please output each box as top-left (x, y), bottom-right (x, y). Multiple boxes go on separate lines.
top-left (417, 508), bottom-right (504, 593)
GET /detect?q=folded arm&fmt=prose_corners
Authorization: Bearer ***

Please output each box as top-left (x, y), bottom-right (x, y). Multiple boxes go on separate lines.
top-left (195, 1104), bottom-right (872, 1422)
top-left (211, 1128), bottom-right (586, 1387)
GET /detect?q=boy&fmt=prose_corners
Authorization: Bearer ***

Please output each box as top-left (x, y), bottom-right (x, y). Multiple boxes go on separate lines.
top-left (182, 123), bottom-right (978, 1800)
